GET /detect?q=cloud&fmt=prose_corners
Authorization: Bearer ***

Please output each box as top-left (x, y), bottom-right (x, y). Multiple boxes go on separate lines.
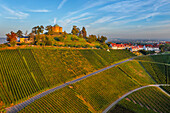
top-left (72, 16), bottom-right (93, 23)
top-left (58, 0), bottom-right (67, 9)
top-left (1, 5), bottom-right (29, 19)
top-left (54, 18), bottom-right (57, 24)
top-left (111, 13), bottom-right (160, 25)
top-left (99, 0), bottom-right (155, 13)
top-left (28, 9), bottom-right (51, 13)
top-left (64, 0), bottom-right (116, 18)
top-left (5, 17), bottom-right (18, 19)
top-left (58, 13), bottom-right (92, 27)
top-left (93, 16), bottom-right (114, 24)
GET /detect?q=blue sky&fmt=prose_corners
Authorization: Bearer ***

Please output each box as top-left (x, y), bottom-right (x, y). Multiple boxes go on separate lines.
top-left (0, 0), bottom-right (170, 40)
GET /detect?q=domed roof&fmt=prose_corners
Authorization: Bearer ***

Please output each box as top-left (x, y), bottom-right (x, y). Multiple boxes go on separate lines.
top-left (54, 24), bottom-right (60, 27)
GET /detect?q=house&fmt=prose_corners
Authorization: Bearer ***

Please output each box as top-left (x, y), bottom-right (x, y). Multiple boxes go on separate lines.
top-left (152, 45), bottom-right (160, 52)
top-left (109, 43), bottom-right (126, 49)
top-left (123, 43), bottom-right (131, 49)
top-left (145, 44), bottom-right (153, 51)
top-left (138, 45), bottom-right (144, 50)
top-left (166, 41), bottom-right (170, 44)
top-left (129, 46), bottom-right (139, 52)
top-left (19, 36), bottom-right (29, 43)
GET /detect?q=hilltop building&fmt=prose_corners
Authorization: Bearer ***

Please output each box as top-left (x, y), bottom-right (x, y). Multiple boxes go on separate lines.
top-left (52, 24), bottom-right (63, 33)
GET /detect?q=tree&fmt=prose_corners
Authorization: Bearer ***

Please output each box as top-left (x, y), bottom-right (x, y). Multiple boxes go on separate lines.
top-left (25, 30), bottom-right (28, 36)
top-left (99, 35), bottom-right (107, 43)
top-left (71, 26), bottom-right (79, 35)
top-left (16, 30), bottom-right (23, 37)
top-left (32, 26), bottom-right (37, 34)
top-left (6, 31), bottom-right (17, 46)
top-left (45, 25), bottom-right (53, 35)
top-left (79, 33), bottom-right (83, 38)
top-left (82, 27), bottom-right (87, 38)
top-left (29, 33), bottom-right (35, 43)
top-left (88, 35), bottom-right (97, 43)
top-left (32, 25), bottom-right (44, 35)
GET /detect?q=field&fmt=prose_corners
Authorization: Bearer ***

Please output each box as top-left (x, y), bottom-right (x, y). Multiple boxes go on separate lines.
top-left (19, 63), bottom-right (155, 112)
top-left (160, 86), bottom-right (170, 94)
top-left (140, 61), bottom-right (169, 84)
top-left (110, 87), bottom-right (170, 113)
top-left (0, 48), bottom-right (135, 109)
top-left (135, 54), bottom-right (170, 64)
top-left (118, 61), bottom-right (155, 85)
top-left (19, 87), bottom-right (91, 113)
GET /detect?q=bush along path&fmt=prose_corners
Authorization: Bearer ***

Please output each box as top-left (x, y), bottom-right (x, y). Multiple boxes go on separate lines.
top-left (6, 58), bottom-right (135, 113)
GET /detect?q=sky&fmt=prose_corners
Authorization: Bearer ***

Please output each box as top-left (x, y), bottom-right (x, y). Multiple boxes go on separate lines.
top-left (0, 0), bottom-right (170, 40)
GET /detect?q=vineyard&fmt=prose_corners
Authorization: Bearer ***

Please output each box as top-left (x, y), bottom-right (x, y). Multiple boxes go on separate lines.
top-left (140, 61), bottom-right (169, 84)
top-left (0, 48), bottom-right (135, 110)
top-left (19, 64), bottom-right (155, 113)
top-left (19, 87), bottom-right (91, 113)
top-left (160, 86), bottom-right (170, 94)
top-left (135, 54), bottom-right (170, 64)
top-left (118, 61), bottom-right (155, 85)
top-left (110, 87), bottom-right (170, 113)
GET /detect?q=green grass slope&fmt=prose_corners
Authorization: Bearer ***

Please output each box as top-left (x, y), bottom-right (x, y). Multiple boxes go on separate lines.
top-left (110, 87), bottom-right (170, 113)
top-left (118, 61), bottom-right (155, 85)
top-left (140, 62), bottom-right (169, 84)
top-left (19, 63), bottom-right (154, 113)
top-left (136, 54), bottom-right (170, 64)
top-left (0, 50), bottom-right (40, 106)
top-left (0, 49), bottom-right (135, 108)
top-left (19, 87), bottom-right (91, 113)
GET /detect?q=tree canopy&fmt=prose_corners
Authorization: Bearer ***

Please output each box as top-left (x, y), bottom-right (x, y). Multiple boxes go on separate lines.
top-left (6, 31), bottom-right (17, 42)
top-left (16, 30), bottom-right (23, 37)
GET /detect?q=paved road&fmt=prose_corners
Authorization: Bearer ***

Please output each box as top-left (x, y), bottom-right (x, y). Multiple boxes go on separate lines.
top-left (6, 58), bottom-right (135, 113)
top-left (102, 84), bottom-right (170, 113)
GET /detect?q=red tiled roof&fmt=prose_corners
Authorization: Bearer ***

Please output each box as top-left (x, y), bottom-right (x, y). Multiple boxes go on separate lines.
top-left (138, 45), bottom-right (143, 48)
top-left (131, 46), bottom-right (138, 49)
top-left (145, 44), bottom-right (153, 47)
top-left (166, 41), bottom-right (170, 44)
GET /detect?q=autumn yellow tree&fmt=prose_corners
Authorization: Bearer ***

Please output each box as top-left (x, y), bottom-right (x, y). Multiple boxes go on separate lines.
top-left (6, 31), bottom-right (18, 46)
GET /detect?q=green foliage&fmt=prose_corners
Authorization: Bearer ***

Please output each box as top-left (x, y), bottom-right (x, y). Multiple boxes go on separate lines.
top-left (45, 25), bottom-right (54, 35)
top-left (79, 50), bottom-right (109, 69)
top-left (0, 50), bottom-right (41, 106)
top-left (72, 67), bottom-right (140, 112)
top-left (32, 25), bottom-right (44, 35)
top-left (160, 86), bottom-right (170, 94)
top-left (88, 35), bottom-right (97, 43)
top-left (135, 54), bottom-right (170, 64)
top-left (159, 44), bottom-right (170, 51)
top-left (71, 35), bottom-right (79, 41)
top-left (0, 48), bottom-right (135, 108)
top-left (10, 40), bottom-right (16, 47)
top-left (16, 30), bottom-right (23, 37)
top-left (118, 61), bottom-right (155, 85)
top-left (139, 50), bottom-right (155, 55)
top-left (140, 62), bottom-right (168, 84)
top-left (54, 36), bottom-right (64, 42)
top-left (19, 87), bottom-right (91, 113)
top-left (20, 64), bottom-right (152, 112)
top-left (82, 27), bottom-right (87, 38)
top-left (71, 26), bottom-right (79, 35)
top-left (97, 35), bottom-right (107, 43)
top-left (114, 87), bottom-right (170, 113)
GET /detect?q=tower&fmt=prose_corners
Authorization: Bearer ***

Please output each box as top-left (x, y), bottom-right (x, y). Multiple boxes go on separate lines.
top-left (52, 24), bottom-right (63, 33)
